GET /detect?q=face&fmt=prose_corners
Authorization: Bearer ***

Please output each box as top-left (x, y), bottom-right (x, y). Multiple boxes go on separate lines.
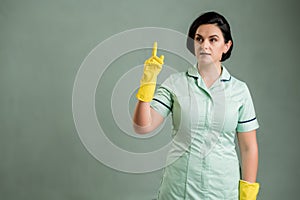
top-left (194, 24), bottom-right (232, 67)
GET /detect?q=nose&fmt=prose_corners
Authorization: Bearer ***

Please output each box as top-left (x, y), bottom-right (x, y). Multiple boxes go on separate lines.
top-left (200, 39), bottom-right (209, 50)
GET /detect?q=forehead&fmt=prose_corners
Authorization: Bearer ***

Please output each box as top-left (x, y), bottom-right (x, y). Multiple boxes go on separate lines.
top-left (195, 24), bottom-right (223, 36)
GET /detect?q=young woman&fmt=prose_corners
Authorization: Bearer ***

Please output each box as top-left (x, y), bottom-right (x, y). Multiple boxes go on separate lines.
top-left (133, 11), bottom-right (260, 200)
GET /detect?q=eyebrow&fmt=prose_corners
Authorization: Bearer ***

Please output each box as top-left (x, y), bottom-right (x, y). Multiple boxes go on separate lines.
top-left (195, 34), bottom-right (220, 38)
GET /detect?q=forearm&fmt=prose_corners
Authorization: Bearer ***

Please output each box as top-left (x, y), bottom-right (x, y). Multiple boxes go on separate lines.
top-left (240, 144), bottom-right (258, 183)
top-left (133, 101), bottom-right (151, 127)
top-left (133, 100), bottom-right (164, 134)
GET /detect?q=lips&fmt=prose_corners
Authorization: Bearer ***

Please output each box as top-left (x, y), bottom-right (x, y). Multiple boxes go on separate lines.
top-left (200, 52), bottom-right (211, 55)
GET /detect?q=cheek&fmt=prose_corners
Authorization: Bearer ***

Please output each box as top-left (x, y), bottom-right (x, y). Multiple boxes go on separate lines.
top-left (194, 42), bottom-right (200, 51)
top-left (220, 44), bottom-right (228, 53)
top-left (214, 45), bottom-right (226, 56)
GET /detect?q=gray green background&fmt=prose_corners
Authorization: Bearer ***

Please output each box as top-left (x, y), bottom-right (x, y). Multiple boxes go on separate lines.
top-left (1, 0), bottom-right (299, 199)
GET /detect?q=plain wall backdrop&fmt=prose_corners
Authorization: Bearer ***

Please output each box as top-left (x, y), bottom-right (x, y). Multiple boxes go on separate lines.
top-left (1, 0), bottom-right (299, 199)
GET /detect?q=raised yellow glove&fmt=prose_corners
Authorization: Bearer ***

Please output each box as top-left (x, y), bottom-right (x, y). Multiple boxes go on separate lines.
top-left (239, 180), bottom-right (260, 200)
top-left (136, 42), bottom-right (164, 102)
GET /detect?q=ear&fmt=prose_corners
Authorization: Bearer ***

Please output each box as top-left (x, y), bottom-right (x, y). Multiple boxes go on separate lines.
top-left (223, 40), bottom-right (232, 54)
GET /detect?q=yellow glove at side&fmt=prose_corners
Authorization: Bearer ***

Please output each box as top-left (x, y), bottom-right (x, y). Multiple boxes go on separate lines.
top-left (239, 180), bottom-right (260, 200)
top-left (136, 42), bottom-right (164, 102)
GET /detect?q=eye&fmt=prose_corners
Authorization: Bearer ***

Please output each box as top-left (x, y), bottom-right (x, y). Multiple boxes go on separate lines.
top-left (210, 38), bottom-right (218, 42)
top-left (195, 36), bottom-right (202, 42)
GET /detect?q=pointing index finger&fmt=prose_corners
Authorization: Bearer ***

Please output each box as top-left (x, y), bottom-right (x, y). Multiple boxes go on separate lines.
top-left (152, 42), bottom-right (157, 57)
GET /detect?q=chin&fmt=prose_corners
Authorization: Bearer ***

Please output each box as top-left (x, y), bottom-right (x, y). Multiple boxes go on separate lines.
top-left (197, 59), bottom-right (213, 66)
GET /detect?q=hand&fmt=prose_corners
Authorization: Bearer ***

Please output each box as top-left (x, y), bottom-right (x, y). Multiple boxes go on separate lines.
top-left (136, 42), bottom-right (165, 102)
top-left (142, 42), bottom-right (165, 83)
top-left (239, 180), bottom-right (260, 200)
top-left (145, 41), bottom-right (164, 66)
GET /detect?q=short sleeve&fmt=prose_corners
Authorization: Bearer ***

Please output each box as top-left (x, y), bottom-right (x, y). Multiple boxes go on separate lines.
top-left (150, 78), bottom-right (173, 118)
top-left (236, 84), bottom-right (259, 133)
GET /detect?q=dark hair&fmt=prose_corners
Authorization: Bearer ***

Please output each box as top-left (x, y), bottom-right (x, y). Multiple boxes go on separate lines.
top-left (186, 11), bottom-right (233, 62)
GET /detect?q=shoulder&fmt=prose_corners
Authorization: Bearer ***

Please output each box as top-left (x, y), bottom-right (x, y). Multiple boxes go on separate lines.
top-left (158, 71), bottom-right (189, 95)
top-left (229, 75), bottom-right (254, 103)
top-left (162, 71), bottom-right (188, 86)
top-left (230, 75), bottom-right (248, 89)
top-left (222, 66), bottom-right (249, 91)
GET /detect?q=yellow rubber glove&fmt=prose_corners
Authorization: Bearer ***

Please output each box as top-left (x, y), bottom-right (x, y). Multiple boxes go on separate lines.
top-left (136, 42), bottom-right (164, 102)
top-left (239, 180), bottom-right (260, 200)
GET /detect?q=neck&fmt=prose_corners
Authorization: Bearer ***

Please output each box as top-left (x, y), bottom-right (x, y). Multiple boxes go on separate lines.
top-left (197, 62), bottom-right (222, 88)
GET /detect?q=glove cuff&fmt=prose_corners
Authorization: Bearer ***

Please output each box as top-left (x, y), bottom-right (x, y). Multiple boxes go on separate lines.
top-left (239, 180), bottom-right (260, 200)
top-left (136, 83), bottom-right (156, 102)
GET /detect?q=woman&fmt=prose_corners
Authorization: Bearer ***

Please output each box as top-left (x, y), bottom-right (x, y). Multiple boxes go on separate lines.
top-left (133, 11), bottom-right (260, 200)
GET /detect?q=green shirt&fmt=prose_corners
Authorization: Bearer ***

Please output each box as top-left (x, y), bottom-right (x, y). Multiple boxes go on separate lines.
top-left (151, 65), bottom-right (259, 200)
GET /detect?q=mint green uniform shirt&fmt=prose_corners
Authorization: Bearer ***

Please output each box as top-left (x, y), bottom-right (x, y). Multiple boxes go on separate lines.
top-left (150, 65), bottom-right (259, 200)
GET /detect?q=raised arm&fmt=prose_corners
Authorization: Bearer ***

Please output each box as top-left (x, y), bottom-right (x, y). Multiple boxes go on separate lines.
top-left (133, 42), bottom-right (165, 134)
